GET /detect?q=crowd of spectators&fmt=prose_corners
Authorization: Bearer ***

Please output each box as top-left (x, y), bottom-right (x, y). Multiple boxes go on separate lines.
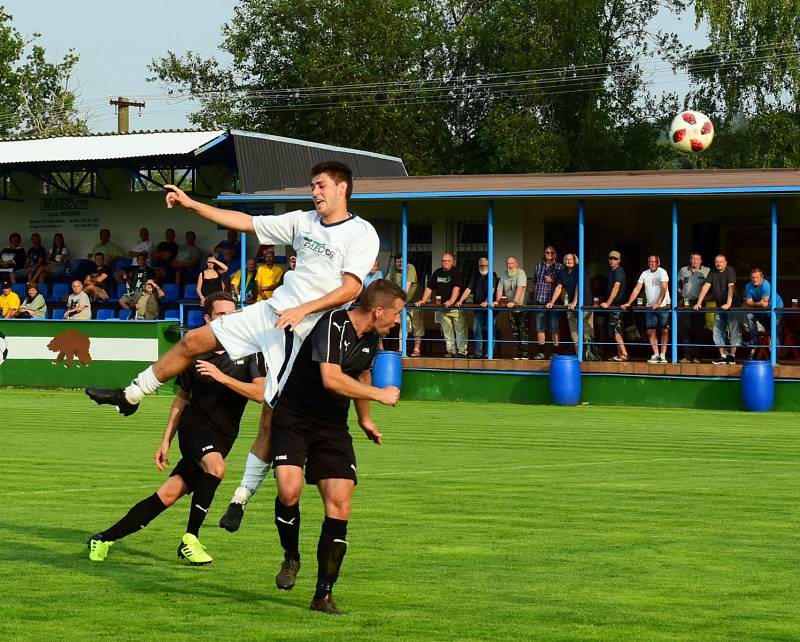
top-left (386, 247), bottom-right (788, 364)
top-left (0, 227), bottom-right (289, 322)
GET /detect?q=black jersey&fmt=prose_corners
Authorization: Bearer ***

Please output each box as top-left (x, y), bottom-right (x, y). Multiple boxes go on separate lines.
top-left (277, 309), bottom-right (379, 424)
top-left (177, 351), bottom-right (265, 450)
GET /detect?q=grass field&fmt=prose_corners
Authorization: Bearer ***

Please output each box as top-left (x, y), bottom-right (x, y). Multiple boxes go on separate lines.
top-left (1, 389), bottom-right (799, 641)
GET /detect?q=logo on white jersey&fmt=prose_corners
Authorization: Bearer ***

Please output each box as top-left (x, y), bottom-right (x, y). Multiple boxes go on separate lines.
top-left (302, 236), bottom-right (336, 260)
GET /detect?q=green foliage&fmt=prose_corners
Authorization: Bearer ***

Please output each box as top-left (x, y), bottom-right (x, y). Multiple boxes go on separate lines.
top-left (0, 7), bottom-right (86, 138)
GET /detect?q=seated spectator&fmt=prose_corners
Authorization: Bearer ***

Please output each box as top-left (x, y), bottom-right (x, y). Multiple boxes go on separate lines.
top-left (231, 258), bottom-right (258, 304)
top-left (73, 229), bottom-right (123, 282)
top-left (600, 250), bottom-right (628, 362)
top-left (34, 233), bottom-right (70, 283)
top-left (0, 233), bottom-right (26, 283)
top-left (83, 252), bottom-right (111, 300)
top-left (14, 233), bottom-right (47, 285)
top-left (150, 228), bottom-right (179, 282)
top-left (64, 279), bottom-right (91, 319)
top-left (172, 230), bottom-right (204, 285)
top-left (197, 255), bottom-right (228, 306)
top-left (130, 279), bottom-right (165, 320)
top-left (0, 281), bottom-right (20, 318)
top-left (214, 229), bottom-right (241, 267)
top-left (493, 256), bottom-right (529, 359)
top-left (128, 227), bottom-right (153, 262)
top-left (362, 260), bottom-right (384, 288)
top-left (390, 255), bottom-right (424, 356)
top-left (17, 283), bottom-right (47, 318)
top-left (695, 254), bottom-right (742, 365)
top-left (456, 256), bottom-right (498, 358)
top-left (119, 254), bottom-right (156, 312)
top-left (744, 267), bottom-right (783, 359)
top-left (255, 248), bottom-right (283, 301)
top-left (622, 255), bottom-right (671, 363)
top-left (531, 246), bottom-right (564, 359)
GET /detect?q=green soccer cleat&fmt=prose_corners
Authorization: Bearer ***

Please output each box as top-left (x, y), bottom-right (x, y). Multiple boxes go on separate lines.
top-left (87, 535), bottom-right (114, 562)
top-left (177, 533), bottom-right (213, 565)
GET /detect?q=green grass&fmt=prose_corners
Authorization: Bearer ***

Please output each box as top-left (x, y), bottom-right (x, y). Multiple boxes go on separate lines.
top-left (1, 389), bottom-right (799, 641)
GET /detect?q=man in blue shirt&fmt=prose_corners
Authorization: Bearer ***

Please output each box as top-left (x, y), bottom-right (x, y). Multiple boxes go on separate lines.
top-left (744, 267), bottom-right (783, 359)
top-left (599, 250), bottom-right (628, 361)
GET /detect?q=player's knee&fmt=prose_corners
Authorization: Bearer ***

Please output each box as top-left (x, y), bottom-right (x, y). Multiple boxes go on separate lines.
top-left (277, 486), bottom-right (301, 506)
top-left (201, 456), bottom-right (225, 479)
top-left (157, 487), bottom-right (181, 507)
top-left (325, 499), bottom-right (351, 520)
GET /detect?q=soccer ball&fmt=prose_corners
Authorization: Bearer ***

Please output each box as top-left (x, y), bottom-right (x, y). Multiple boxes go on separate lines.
top-left (0, 331), bottom-right (7, 365)
top-left (669, 111), bottom-right (714, 153)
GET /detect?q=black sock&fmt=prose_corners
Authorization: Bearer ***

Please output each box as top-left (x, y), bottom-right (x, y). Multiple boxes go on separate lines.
top-left (314, 517), bottom-right (348, 599)
top-left (99, 493), bottom-right (168, 541)
top-left (186, 473), bottom-right (222, 536)
top-left (275, 496), bottom-right (301, 560)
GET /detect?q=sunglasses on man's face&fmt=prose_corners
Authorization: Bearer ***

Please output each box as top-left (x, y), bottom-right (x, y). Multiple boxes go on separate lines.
top-left (608, 257), bottom-right (618, 261)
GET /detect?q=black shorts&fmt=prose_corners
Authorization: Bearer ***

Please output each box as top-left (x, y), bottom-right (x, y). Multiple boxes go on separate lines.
top-left (271, 406), bottom-right (357, 486)
top-left (169, 425), bottom-right (229, 491)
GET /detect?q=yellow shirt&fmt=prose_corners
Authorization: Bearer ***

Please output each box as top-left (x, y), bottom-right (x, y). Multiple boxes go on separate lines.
top-left (0, 291), bottom-right (20, 316)
top-left (255, 264), bottom-right (283, 301)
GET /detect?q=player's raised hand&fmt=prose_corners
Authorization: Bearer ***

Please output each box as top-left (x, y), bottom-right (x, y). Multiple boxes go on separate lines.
top-left (155, 441), bottom-right (170, 471)
top-left (358, 418), bottom-right (383, 445)
top-left (375, 385), bottom-right (400, 406)
top-left (164, 184), bottom-right (192, 209)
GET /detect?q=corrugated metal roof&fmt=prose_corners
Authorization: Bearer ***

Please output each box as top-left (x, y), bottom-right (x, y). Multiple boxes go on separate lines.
top-left (0, 130), bottom-right (227, 165)
top-left (217, 168), bottom-right (800, 201)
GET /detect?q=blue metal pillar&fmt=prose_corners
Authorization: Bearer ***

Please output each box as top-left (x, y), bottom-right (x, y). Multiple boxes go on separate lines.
top-left (577, 199), bottom-right (585, 361)
top-left (671, 199), bottom-right (678, 363)
top-left (240, 231), bottom-right (247, 307)
top-left (771, 197), bottom-right (778, 366)
top-left (487, 199), bottom-right (495, 359)
top-left (400, 200), bottom-right (408, 357)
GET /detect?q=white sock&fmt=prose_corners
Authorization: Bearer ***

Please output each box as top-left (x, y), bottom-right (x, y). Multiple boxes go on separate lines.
top-left (231, 452), bottom-right (271, 505)
top-left (124, 366), bottom-right (162, 404)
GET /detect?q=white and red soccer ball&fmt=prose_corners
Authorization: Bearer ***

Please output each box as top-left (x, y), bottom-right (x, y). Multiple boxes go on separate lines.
top-left (669, 110), bottom-right (714, 153)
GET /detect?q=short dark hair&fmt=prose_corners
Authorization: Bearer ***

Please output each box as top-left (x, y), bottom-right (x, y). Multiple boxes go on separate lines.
top-left (94, 252), bottom-right (104, 260)
top-left (9, 232), bottom-right (20, 243)
top-left (357, 279), bottom-right (406, 311)
top-left (750, 267), bottom-right (763, 276)
top-left (203, 291), bottom-right (235, 316)
top-left (311, 161), bottom-right (353, 199)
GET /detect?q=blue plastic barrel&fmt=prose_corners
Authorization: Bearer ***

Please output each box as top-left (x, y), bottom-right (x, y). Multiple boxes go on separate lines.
top-left (550, 354), bottom-right (581, 406)
top-left (372, 350), bottom-right (402, 389)
top-left (741, 360), bottom-right (774, 412)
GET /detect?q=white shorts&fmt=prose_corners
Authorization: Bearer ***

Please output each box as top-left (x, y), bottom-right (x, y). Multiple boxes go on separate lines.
top-left (210, 301), bottom-right (322, 406)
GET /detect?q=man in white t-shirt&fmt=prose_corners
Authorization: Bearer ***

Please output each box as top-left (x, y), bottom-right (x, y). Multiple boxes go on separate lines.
top-left (86, 161), bottom-right (380, 523)
top-left (622, 255), bottom-right (671, 363)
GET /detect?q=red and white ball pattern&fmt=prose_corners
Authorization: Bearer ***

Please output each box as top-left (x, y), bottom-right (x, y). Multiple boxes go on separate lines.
top-left (669, 110), bottom-right (714, 153)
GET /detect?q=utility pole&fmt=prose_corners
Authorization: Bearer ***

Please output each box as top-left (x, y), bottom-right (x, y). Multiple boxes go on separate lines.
top-left (109, 96), bottom-right (146, 133)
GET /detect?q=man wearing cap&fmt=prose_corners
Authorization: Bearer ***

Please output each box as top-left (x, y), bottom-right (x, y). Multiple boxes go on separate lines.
top-left (599, 251), bottom-right (628, 361)
top-left (0, 281), bottom-right (20, 318)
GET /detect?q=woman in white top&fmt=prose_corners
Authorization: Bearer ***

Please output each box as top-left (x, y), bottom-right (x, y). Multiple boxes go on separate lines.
top-left (35, 233), bottom-right (70, 283)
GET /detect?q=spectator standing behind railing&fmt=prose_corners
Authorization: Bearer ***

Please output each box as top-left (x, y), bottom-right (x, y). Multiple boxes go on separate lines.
top-left (456, 257), bottom-right (497, 359)
top-left (744, 267), bottom-right (783, 360)
top-left (17, 283), bottom-right (47, 318)
top-left (531, 246), bottom-right (564, 359)
top-left (600, 250), bottom-right (628, 362)
top-left (64, 280), bottom-right (91, 320)
top-left (415, 253), bottom-right (466, 357)
top-left (677, 252), bottom-right (709, 363)
top-left (0, 281), bottom-right (20, 318)
top-left (547, 253), bottom-right (591, 356)
top-left (695, 254), bottom-right (741, 365)
top-left (493, 256), bottom-right (529, 360)
top-left (390, 255), bottom-right (424, 357)
top-left (362, 260), bottom-right (384, 288)
top-left (623, 256), bottom-right (671, 363)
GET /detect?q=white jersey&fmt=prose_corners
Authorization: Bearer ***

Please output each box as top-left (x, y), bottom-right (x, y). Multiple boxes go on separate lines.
top-left (637, 267), bottom-right (670, 307)
top-left (252, 209), bottom-right (379, 310)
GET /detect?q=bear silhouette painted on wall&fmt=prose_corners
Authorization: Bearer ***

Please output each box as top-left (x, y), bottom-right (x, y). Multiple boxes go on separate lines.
top-left (48, 330), bottom-right (92, 368)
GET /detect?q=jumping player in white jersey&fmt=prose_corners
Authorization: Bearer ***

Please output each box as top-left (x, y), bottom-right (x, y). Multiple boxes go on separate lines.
top-left (87, 161), bottom-right (380, 526)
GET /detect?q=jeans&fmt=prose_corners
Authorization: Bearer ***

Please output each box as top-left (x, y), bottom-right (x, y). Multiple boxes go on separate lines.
top-left (746, 312), bottom-right (783, 350)
top-left (712, 311), bottom-right (742, 350)
top-left (471, 309), bottom-right (496, 356)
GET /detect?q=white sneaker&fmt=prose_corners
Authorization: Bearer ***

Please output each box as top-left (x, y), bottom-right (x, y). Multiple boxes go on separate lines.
top-left (658, 355), bottom-right (668, 363)
top-left (647, 354), bottom-right (660, 364)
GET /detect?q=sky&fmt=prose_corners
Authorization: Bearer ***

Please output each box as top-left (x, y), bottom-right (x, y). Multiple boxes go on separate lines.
top-left (5, 1), bottom-right (708, 134)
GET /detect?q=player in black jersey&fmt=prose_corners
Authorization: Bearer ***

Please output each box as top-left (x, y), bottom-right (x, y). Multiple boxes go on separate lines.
top-left (87, 292), bottom-right (266, 565)
top-left (269, 279), bottom-right (405, 614)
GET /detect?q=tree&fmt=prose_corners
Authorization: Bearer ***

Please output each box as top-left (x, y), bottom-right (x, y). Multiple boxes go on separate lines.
top-left (0, 7), bottom-right (86, 138)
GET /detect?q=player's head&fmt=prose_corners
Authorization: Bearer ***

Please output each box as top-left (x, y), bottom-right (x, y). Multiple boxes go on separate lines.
top-left (358, 279), bottom-right (407, 337)
top-left (203, 291), bottom-right (236, 323)
top-left (310, 161), bottom-right (353, 216)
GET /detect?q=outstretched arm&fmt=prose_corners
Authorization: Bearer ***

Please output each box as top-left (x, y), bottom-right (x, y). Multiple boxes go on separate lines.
top-left (164, 185), bottom-right (255, 233)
